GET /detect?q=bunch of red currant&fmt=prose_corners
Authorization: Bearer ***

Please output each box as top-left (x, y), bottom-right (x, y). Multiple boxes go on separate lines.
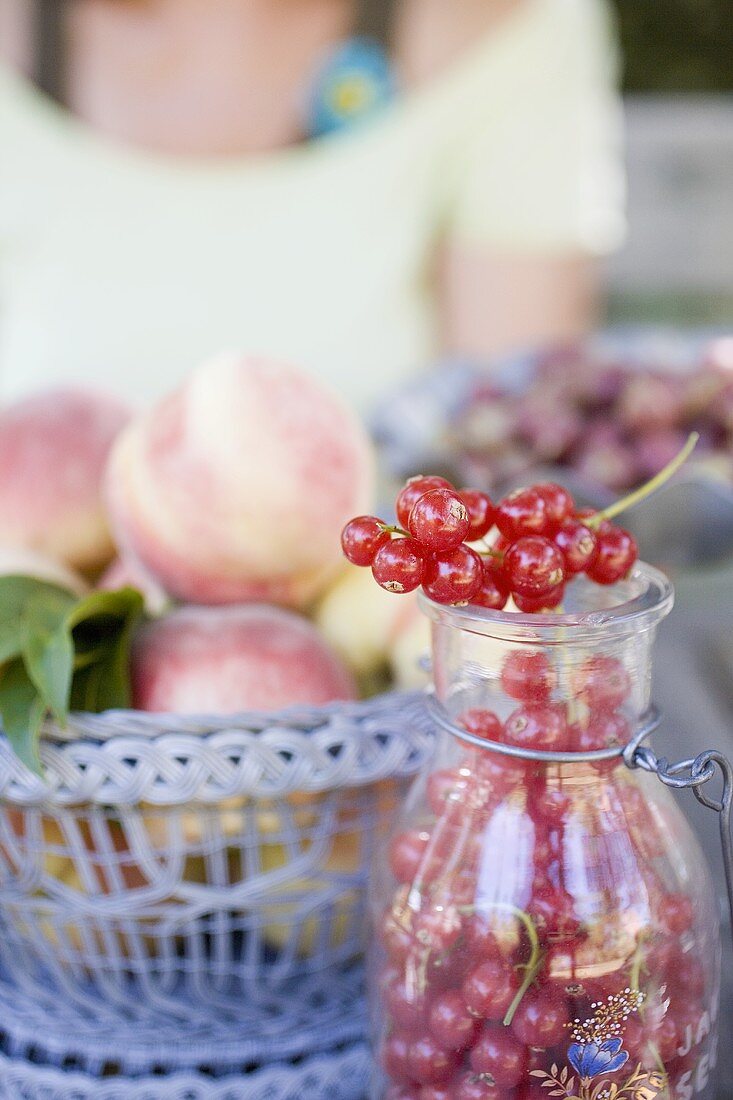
top-left (341, 475), bottom-right (638, 611)
top-left (375, 650), bottom-right (707, 1099)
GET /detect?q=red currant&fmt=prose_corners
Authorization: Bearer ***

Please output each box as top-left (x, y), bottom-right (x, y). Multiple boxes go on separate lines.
top-left (574, 711), bottom-right (629, 757)
top-left (422, 545), bottom-right (483, 604)
top-left (572, 655), bottom-right (631, 710)
top-left (372, 538), bottom-right (427, 594)
top-left (528, 887), bottom-right (581, 939)
top-left (396, 475), bottom-right (454, 530)
top-left (513, 583), bottom-right (565, 612)
top-left (659, 892), bottom-right (695, 935)
top-left (495, 488), bottom-right (548, 540)
top-left (426, 769), bottom-right (463, 815)
top-left (470, 558), bottom-right (510, 611)
top-left (511, 990), bottom-right (569, 1047)
top-left (407, 1034), bottom-right (459, 1086)
top-left (418, 1087), bottom-right (451, 1100)
top-left (464, 916), bottom-right (502, 959)
top-left (469, 1026), bottom-right (526, 1087)
top-left (586, 525), bottom-right (638, 585)
top-left (382, 1032), bottom-right (413, 1082)
top-left (428, 990), bottom-right (478, 1051)
top-left (415, 906), bottom-right (463, 952)
top-left (462, 958), bottom-right (518, 1020)
top-left (504, 704), bottom-right (568, 752)
top-left (535, 483), bottom-right (574, 530)
top-left (381, 904), bottom-right (415, 963)
top-left (505, 536), bottom-right (565, 599)
top-left (385, 1086), bottom-right (419, 1100)
top-left (501, 650), bottom-right (556, 703)
top-left (459, 488), bottom-right (496, 541)
top-left (385, 975), bottom-right (429, 1032)
top-left (409, 488), bottom-right (470, 553)
top-left (459, 709), bottom-right (503, 741)
top-left (553, 518), bottom-right (598, 574)
top-left (671, 953), bottom-right (705, 998)
top-left (389, 830), bottom-right (432, 884)
top-left (452, 1074), bottom-right (502, 1100)
top-left (340, 515), bottom-right (390, 566)
top-left (533, 783), bottom-right (572, 824)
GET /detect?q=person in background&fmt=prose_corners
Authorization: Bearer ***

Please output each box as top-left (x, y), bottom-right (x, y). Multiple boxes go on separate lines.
top-left (0, 0), bottom-right (624, 411)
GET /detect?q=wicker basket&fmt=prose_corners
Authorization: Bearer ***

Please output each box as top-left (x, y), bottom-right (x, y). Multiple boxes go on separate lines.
top-left (0, 691), bottom-right (434, 1092)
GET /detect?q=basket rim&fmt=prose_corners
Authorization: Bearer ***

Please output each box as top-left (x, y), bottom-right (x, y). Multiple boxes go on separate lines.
top-left (37, 688), bottom-right (420, 744)
top-left (0, 690), bottom-right (434, 807)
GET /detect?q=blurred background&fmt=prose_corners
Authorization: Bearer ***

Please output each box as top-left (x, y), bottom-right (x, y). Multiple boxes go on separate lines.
top-left (610, 0), bottom-right (733, 327)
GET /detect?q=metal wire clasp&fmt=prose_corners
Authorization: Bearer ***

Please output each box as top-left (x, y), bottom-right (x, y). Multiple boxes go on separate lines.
top-left (625, 740), bottom-right (733, 942)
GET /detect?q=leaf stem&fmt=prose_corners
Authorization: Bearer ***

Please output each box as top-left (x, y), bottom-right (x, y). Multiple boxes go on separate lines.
top-left (587, 431), bottom-right (699, 528)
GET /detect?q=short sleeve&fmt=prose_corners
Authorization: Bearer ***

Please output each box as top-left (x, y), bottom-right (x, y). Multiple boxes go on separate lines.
top-left (440, 0), bottom-right (626, 254)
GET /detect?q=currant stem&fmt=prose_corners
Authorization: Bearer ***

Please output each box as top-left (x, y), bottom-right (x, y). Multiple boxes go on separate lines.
top-left (628, 932), bottom-right (649, 1009)
top-left (380, 522), bottom-right (410, 538)
top-left (587, 431), bottom-right (699, 528)
top-left (494, 904), bottom-right (542, 1025)
top-left (478, 547), bottom-right (505, 561)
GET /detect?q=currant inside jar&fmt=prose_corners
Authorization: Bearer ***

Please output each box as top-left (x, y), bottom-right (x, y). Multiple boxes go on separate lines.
top-left (369, 565), bottom-right (721, 1100)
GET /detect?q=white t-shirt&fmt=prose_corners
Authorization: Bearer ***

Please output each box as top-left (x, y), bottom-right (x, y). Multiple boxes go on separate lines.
top-left (0, 0), bottom-right (625, 412)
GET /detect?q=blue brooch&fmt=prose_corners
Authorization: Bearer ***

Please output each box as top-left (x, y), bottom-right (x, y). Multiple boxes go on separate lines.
top-left (306, 36), bottom-right (397, 139)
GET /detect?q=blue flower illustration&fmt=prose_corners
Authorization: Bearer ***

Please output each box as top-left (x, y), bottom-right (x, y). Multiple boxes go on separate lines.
top-left (568, 1037), bottom-right (630, 1079)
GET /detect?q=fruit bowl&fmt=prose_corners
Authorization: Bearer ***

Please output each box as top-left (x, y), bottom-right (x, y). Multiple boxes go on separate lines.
top-left (371, 329), bottom-right (733, 568)
top-left (0, 692), bottom-right (434, 1084)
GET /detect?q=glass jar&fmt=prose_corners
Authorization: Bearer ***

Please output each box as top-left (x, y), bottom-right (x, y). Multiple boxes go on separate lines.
top-left (369, 565), bottom-right (721, 1100)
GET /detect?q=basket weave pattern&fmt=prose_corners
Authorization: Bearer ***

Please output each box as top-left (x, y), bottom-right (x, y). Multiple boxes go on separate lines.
top-left (0, 692), bottom-right (434, 1095)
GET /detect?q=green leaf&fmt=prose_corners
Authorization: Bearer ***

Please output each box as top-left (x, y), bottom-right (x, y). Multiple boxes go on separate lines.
top-left (0, 580), bottom-right (145, 770)
top-left (68, 588), bottom-right (144, 712)
top-left (0, 659), bottom-right (47, 773)
top-left (21, 591), bottom-right (75, 725)
top-left (0, 576), bottom-right (77, 623)
top-left (0, 576), bottom-right (75, 666)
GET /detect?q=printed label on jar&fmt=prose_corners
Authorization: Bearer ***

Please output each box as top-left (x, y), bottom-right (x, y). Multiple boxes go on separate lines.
top-left (672, 1006), bottom-right (718, 1099)
top-left (529, 987), bottom-right (718, 1100)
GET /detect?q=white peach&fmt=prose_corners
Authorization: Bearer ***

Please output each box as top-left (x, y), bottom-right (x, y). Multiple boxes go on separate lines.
top-left (0, 389), bottom-right (130, 572)
top-left (130, 603), bottom-right (357, 714)
top-left (388, 601), bottom-right (431, 691)
top-left (315, 566), bottom-right (419, 678)
top-left (0, 546), bottom-right (87, 594)
top-left (106, 354), bottom-right (374, 608)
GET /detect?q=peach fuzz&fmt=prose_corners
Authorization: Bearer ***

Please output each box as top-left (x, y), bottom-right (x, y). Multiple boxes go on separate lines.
top-left (0, 389), bottom-right (130, 572)
top-left (106, 354), bottom-right (375, 608)
top-left (130, 603), bottom-right (357, 714)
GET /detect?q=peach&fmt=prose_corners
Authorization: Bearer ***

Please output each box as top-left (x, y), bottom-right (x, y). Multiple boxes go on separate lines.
top-left (130, 603), bottom-right (357, 713)
top-left (0, 389), bottom-right (130, 572)
top-left (106, 353), bottom-right (374, 609)
top-left (388, 600), bottom-right (432, 691)
top-left (0, 546), bottom-right (87, 594)
top-left (315, 566), bottom-right (419, 683)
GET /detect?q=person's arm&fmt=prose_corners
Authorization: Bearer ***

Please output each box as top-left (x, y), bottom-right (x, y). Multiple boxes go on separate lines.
top-left (0, 0), bottom-right (33, 74)
top-left (434, 0), bottom-right (624, 362)
top-left (440, 247), bottom-right (602, 361)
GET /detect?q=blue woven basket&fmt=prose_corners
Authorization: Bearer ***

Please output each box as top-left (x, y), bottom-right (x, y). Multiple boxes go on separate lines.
top-left (0, 691), bottom-right (434, 1095)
